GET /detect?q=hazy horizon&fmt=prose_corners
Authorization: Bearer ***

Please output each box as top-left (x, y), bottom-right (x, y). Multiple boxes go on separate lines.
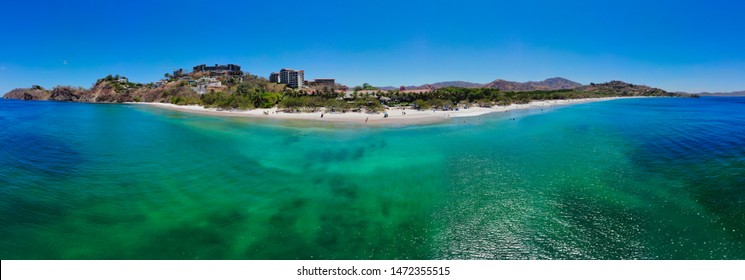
top-left (1, 0), bottom-right (744, 93)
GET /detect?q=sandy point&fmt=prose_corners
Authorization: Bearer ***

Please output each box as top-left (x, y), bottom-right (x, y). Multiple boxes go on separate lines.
top-left (128, 97), bottom-right (642, 125)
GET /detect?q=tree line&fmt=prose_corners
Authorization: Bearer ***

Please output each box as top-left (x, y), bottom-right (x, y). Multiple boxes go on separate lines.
top-left (175, 80), bottom-right (678, 113)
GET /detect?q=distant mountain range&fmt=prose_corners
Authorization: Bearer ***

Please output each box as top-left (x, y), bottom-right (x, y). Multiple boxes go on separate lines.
top-left (378, 77), bottom-right (583, 91)
top-left (483, 77), bottom-right (581, 91)
top-left (688, 91), bottom-right (745, 96)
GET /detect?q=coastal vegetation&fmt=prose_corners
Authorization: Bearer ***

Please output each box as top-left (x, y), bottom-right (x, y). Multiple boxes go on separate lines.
top-left (3, 71), bottom-right (688, 114)
top-left (353, 82), bottom-right (378, 91)
top-left (372, 81), bottom-right (678, 110)
top-left (166, 79), bottom-right (680, 113)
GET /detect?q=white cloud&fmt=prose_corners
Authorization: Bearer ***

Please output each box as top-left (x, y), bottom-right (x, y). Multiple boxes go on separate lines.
top-left (63, 60), bottom-right (68, 65)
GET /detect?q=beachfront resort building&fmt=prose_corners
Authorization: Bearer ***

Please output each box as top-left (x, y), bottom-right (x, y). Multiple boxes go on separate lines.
top-left (269, 72), bottom-right (280, 83)
top-left (192, 64), bottom-right (242, 76)
top-left (272, 68), bottom-right (304, 88)
top-left (269, 68), bottom-right (339, 91)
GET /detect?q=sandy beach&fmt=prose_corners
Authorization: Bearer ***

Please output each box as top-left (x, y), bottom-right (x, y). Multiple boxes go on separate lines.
top-left (130, 97), bottom-right (638, 125)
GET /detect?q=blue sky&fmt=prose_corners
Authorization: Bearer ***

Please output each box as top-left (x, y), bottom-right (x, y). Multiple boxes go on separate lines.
top-left (1, 0), bottom-right (743, 93)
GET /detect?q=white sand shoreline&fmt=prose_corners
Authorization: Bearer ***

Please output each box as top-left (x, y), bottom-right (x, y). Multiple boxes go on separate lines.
top-left (127, 97), bottom-right (644, 125)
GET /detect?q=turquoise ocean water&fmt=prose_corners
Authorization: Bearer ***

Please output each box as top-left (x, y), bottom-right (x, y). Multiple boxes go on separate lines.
top-left (0, 97), bottom-right (743, 259)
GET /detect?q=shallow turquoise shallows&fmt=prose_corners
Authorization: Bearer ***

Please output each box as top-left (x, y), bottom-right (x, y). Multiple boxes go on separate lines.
top-left (1, 97), bottom-right (744, 259)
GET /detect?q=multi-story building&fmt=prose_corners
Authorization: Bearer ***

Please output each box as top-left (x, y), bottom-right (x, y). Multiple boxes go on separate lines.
top-left (173, 68), bottom-right (185, 77)
top-left (277, 68), bottom-right (304, 88)
top-left (278, 68), bottom-right (292, 85)
top-left (269, 72), bottom-right (279, 83)
top-left (192, 64), bottom-right (242, 76)
top-left (288, 70), bottom-right (304, 88)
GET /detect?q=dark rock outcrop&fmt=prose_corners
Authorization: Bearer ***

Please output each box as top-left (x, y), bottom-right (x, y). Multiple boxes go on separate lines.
top-left (3, 87), bottom-right (51, 100)
top-left (50, 86), bottom-right (83, 102)
top-left (83, 82), bottom-right (125, 102)
top-left (3, 73), bottom-right (201, 104)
